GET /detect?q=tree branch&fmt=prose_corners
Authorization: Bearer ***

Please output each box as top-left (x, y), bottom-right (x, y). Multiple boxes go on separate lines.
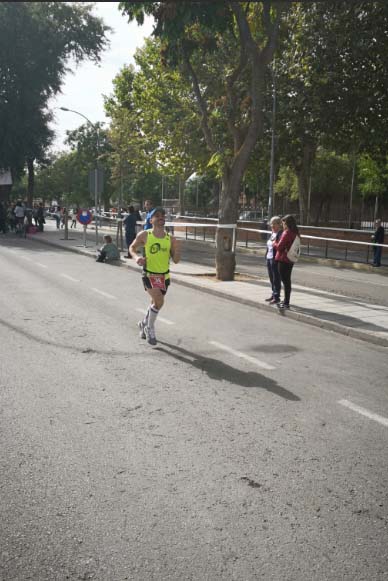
top-left (225, 40), bottom-right (247, 152)
top-left (181, 47), bottom-right (216, 153)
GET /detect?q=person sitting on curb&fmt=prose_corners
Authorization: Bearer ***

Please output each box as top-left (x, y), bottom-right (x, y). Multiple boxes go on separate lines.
top-left (96, 235), bottom-right (120, 263)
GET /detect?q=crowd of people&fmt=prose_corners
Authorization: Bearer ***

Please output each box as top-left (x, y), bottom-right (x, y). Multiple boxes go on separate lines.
top-left (0, 200), bottom-right (46, 234)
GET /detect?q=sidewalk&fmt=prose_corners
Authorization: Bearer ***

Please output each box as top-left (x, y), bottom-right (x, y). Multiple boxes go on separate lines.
top-left (25, 225), bottom-right (388, 348)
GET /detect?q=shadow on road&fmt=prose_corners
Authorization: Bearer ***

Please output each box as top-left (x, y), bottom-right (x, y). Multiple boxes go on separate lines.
top-left (293, 305), bottom-right (388, 332)
top-left (157, 341), bottom-right (300, 401)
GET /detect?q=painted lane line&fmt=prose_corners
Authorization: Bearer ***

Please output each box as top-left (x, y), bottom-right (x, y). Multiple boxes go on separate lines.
top-left (60, 273), bottom-right (80, 282)
top-left (36, 262), bottom-right (48, 269)
top-left (338, 399), bottom-right (388, 428)
top-left (209, 340), bottom-right (276, 371)
top-left (91, 288), bottom-right (117, 300)
top-left (135, 308), bottom-right (175, 325)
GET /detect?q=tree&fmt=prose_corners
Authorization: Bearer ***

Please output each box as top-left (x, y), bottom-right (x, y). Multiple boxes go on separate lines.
top-left (357, 154), bottom-right (388, 220)
top-left (105, 37), bottom-right (209, 213)
top-left (0, 2), bottom-right (109, 203)
top-left (119, 1), bottom-right (287, 280)
top-left (275, 1), bottom-right (388, 223)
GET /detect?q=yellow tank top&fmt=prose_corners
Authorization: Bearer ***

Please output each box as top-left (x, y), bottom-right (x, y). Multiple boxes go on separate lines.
top-left (144, 230), bottom-right (171, 278)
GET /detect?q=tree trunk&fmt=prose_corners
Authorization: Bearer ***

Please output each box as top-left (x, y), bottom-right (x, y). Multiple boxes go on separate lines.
top-left (178, 176), bottom-right (185, 216)
top-left (296, 168), bottom-right (307, 225)
top-left (294, 142), bottom-right (315, 225)
top-left (314, 196), bottom-right (325, 226)
top-left (215, 171), bottom-right (243, 281)
top-left (27, 158), bottom-right (35, 207)
top-left (374, 195), bottom-right (379, 221)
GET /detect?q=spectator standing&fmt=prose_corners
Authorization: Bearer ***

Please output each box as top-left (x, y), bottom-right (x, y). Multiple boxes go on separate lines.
top-left (273, 214), bottom-right (300, 310)
top-left (70, 209), bottom-right (78, 228)
top-left (60, 207), bottom-right (68, 229)
top-left (123, 205), bottom-right (138, 258)
top-left (143, 199), bottom-right (154, 230)
top-left (372, 219), bottom-right (385, 267)
top-left (14, 201), bottom-right (25, 229)
top-left (0, 202), bottom-right (7, 233)
top-left (265, 216), bottom-right (282, 305)
top-left (8, 203), bottom-right (16, 231)
top-left (37, 203), bottom-right (45, 232)
top-left (32, 204), bottom-right (39, 226)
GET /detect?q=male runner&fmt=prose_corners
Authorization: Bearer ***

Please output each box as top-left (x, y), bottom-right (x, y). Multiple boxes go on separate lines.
top-left (129, 207), bottom-right (180, 345)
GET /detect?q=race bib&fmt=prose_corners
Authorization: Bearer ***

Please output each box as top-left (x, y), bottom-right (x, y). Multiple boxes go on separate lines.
top-left (149, 274), bottom-right (166, 291)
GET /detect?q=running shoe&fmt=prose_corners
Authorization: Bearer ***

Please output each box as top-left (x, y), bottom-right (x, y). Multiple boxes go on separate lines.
top-left (265, 296), bottom-right (274, 302)
top-left (278, 302), bottom-right (290, 310)
top-left (137, 320), bottom-right (146, 339)
top-left (269, 298), bottom-right (280, 305)
top-left (145, 326), bottom-right (157, 346)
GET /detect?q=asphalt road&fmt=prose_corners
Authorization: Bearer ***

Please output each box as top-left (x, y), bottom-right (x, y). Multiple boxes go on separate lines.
top-left (1, 238), bottom-right (387, 581)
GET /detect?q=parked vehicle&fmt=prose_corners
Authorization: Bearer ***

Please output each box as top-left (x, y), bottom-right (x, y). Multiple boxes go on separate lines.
top-left (239, 210), bottom-right (264, 221)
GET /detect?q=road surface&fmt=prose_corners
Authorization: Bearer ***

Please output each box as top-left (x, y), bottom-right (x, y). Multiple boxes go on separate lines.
top-left (0, 238), bottom-right (387, 580)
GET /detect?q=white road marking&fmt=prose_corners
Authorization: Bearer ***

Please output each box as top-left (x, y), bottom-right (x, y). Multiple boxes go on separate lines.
top-left (60, 273), bottom-right (80, 282)
top-left (338, 399), bottom-right (388, 427)
top-left (135, 307), bottom-right (175, 325)
top-left (19, 256), bottom-right (33, 262)
top-left (91, 288), bottom-right (117, 300)
top-left (36, 262), bottom-right (48, 268)
top-left (209, 340), bottom-right (276, 370)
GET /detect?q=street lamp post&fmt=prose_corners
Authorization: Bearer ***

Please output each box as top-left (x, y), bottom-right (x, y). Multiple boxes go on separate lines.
top-left (59, 106), bottom-right (100, 245)
top-left (268, 64), bottom-right (276, 220)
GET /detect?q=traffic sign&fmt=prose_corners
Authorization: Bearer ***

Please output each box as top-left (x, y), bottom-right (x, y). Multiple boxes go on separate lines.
top-left (77, 209), bottom-right (93, 225)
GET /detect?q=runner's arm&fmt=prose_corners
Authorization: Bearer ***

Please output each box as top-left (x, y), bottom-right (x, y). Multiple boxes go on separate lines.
top-left (170, 236), bottom-right (181, 264)
top-left (129, 230), bottom-right (147, 265)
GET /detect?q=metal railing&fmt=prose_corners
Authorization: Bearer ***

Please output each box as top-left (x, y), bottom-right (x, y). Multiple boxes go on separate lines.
top-left (88, 216), bottom-right (387, 266)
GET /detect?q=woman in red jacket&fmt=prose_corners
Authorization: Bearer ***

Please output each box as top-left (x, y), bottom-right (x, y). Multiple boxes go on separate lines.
top-left (273, 214), bottom-right (300, 309)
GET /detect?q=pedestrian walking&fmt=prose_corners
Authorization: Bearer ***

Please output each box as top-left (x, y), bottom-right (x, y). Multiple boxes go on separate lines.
top-left (273, 214), bottom-right (300, 310)
top-left (130, 207), bottom-right (181, 346)
top-left (372, 219), bottom-right (385, 267)
top-left (265, 216), bottom-right (282, 305)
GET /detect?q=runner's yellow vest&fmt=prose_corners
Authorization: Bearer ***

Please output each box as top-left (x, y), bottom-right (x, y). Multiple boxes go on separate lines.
top-left (144, 230), bottom-right (171, 279)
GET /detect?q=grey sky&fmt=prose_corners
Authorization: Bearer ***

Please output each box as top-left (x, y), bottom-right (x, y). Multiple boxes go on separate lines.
top-left (50, 2), bottom-right (153, 152)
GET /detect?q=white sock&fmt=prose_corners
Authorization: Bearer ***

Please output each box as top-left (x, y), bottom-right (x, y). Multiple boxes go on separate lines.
top-left (143, 307), bottom-right (150, 326)
top-left (147, 305), bottom-right (159, 330)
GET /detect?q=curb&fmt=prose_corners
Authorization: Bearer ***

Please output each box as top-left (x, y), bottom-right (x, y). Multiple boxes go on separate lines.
top-left (173, 276), bottom-right (388, 348)
top-left (26, 233), bottom-right (388, 348)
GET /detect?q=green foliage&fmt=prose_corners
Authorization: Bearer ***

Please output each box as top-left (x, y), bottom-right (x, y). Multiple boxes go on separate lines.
top-left (184, 174), bottom-right (218, 211)
top-left (274, 166), bottom-right (298, 201)
top-left (311, 151), bottom-right (352, 200)
top-left (358, 155), bottom-right (388, 200)
top-left (0, 2), bottom-right (109, 180)
top-left (105, 37), bottom-right (208, 186)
